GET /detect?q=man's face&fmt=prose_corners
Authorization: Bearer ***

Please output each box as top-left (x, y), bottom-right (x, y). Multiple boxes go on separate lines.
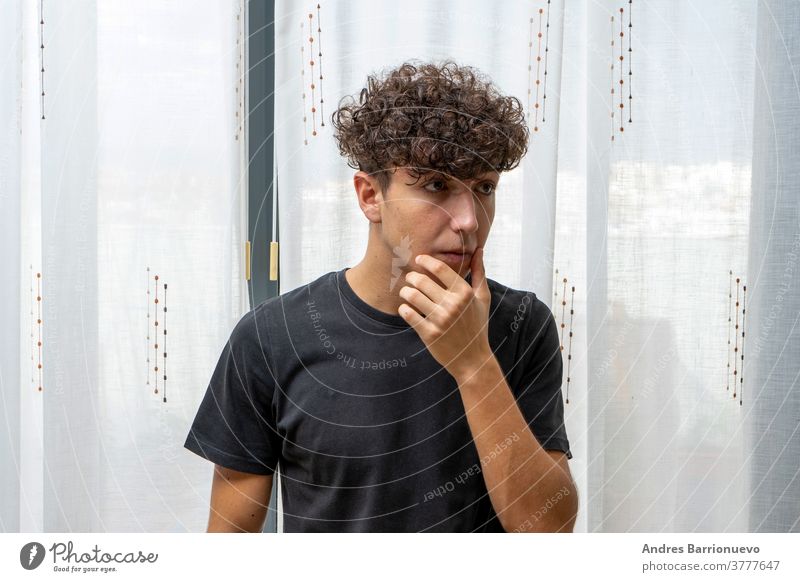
top-left (377, 166), bottom-right (498, 281)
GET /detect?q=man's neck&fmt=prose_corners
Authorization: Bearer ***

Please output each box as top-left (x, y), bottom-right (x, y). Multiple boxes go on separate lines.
top-left (344, 255), bottom-right (407, 317)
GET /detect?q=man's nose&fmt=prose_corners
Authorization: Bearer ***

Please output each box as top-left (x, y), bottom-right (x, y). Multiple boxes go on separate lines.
top-left (447, 188), bottom-right (480, 234)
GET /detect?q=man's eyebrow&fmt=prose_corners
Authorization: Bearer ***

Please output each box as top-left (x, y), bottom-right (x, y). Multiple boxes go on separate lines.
top-left (415, 170), bottom-right (448, 182)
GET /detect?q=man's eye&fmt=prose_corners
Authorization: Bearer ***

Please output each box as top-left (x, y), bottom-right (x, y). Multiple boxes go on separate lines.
top-left (424, 180), bottom-right (448, 192)
top-left (476, 182), bottom-right (496, 195)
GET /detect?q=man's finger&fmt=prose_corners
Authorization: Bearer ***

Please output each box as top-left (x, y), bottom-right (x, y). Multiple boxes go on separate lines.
top-left (471, 248), bottom-right (488, 295)
top-left (405, 271), bottom-right (447, 303)
top-left (415, 254), bottom-right (461, 290)
top-left (398, 285), bottom-right (437, 317)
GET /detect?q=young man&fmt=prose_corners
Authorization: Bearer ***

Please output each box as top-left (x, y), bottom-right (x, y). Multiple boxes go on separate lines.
top-left (184, 60), bottom-right (577, 533)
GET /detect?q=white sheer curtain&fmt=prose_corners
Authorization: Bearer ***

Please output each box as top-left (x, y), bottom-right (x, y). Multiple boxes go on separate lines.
top-left (3, 0), bottom-right (797, 535)
top-left (1, 0), bottom-right (247, 531)
top-left (274, 0), bottom-right (800, 532)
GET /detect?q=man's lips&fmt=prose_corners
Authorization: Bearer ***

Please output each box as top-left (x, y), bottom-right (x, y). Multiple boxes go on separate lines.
top-left (435, 251), bottom-right (473, 266)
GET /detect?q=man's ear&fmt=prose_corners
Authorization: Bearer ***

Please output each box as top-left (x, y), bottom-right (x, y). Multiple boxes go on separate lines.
top-left (353, 171), bottom-right (385, 224)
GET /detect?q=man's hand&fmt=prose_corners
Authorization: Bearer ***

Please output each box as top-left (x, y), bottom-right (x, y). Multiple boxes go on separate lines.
top-left (398, 247), bottom-right (492, 379)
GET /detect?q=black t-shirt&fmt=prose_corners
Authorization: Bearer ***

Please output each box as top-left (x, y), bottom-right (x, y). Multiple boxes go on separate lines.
top-left (184, 267), bottom-right (571, 532)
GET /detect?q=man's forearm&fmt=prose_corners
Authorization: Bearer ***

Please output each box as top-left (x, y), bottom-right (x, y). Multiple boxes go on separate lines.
top-left (454, 354), bottom-right (577, 532)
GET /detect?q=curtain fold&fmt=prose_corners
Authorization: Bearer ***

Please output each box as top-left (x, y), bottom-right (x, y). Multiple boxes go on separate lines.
top-left (40, 0), bottom-right (101, 532)
top-left (746, 0), bottom-right (800, 532)
top-left (0, 0), bottom-right (23, 534)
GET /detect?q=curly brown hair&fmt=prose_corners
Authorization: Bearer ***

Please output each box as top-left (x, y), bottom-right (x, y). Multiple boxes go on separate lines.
top-left (331, 60), bottom-right (529, 193)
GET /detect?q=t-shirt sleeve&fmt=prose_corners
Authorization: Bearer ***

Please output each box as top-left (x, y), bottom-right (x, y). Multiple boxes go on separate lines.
top-left (183, 306), bottom-right (281, 475)
top-left (512, 295), bottom-right (573, 460)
